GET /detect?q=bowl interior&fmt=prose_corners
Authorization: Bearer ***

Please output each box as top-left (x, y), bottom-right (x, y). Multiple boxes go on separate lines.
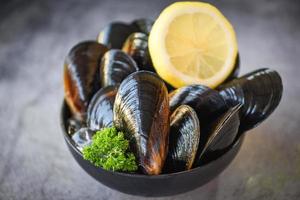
top-left (60, 101), bottom-right (245, 196)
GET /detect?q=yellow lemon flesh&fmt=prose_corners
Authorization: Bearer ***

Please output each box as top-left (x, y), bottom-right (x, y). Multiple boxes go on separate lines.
top-left (149, 2), bottom-right (238, 88)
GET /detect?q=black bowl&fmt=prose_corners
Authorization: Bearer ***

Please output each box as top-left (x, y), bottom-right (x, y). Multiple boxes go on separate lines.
top-left (60, 101), bottom-right (245, 197)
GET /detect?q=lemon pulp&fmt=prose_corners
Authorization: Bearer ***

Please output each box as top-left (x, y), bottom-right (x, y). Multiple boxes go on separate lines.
top-left (149, 2), bottom-right (238, 88)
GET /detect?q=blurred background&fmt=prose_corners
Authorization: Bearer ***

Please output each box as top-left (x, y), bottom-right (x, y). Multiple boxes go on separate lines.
top-left (0, 0), bottom-right (299, 199)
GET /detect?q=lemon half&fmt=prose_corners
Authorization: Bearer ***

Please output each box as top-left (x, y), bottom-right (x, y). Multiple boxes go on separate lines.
top-left (149, 2), bottom-right (238, 88)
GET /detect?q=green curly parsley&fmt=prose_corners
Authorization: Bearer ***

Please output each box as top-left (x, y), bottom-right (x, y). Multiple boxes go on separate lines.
top-left (82, 126), bottom-right (138, 172)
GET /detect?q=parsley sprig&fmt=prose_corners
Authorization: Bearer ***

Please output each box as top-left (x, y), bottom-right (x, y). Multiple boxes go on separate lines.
top-left (82, 127), bottom-right (138, 172)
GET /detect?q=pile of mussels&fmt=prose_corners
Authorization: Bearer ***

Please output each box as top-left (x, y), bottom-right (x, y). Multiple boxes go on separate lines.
top-left (64, 19), bottom-right (283, 175)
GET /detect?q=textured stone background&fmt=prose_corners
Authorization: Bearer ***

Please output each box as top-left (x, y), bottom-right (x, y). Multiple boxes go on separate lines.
top-left (0, 0), bottom-right (299, 199)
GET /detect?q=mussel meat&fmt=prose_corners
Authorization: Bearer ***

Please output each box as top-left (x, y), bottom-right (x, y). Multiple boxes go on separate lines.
top-left (164, 105), bottom-right (200, 172)
top-left (122, 32), bottom-right (155, 71)
top-left (194, 104), bottom-right (241, 166)
top-left (72, 127), bottom-right (95, 151)
top-left (87, 86), bottom-right (118, 130)
top-left (97, 22), bottom-right (138, 49)
top-left (218, 68), bottom-right (283, 131)
top-left (64, 41), bottom-right (108, 119)
top-left (100, 49), bottom-right (138, 87)
top-left (114, 71), bottom-right (170, 175)
top-left (131, 18), bottom-right (154, 35)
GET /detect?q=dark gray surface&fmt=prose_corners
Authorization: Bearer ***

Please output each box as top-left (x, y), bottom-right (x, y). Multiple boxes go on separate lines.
top-left (0, 0), bottom-right (299, 199)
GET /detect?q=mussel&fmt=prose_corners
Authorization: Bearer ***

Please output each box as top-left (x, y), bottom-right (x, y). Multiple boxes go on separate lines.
top-left (97, 22), bottom-right (138, 49)
top-left (131, 18), bottom-right (154, 35)
top-left (164, 105), bottom-right (200, 172)
top-left (219, 85), bottom-right (244, 108)
top-left (87, 86), bottom-right (118, 130)
top-left (100, 49), bottom-right (138, 87)
top-left (169, 85), bottom-right (228, 124)
top-left (67, 117), bottom-right (85, 135)
top-left (122, 32), bottom-right (155, 71)
top-left (194, 104), bottom-right (241, 166)
top-left (169, 85), bottom-right (230, 164)
top-left (114, 71), bottom-right (170, 175)
top-left (64, 41), bottom-right (108, 119)
top-left (72, 127), bottom-right (95, 151)
top-left (218, 68), bottom-right (283, 131)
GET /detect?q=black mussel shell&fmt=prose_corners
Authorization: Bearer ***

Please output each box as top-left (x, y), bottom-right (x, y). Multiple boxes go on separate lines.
top-left (67, 117), bottom-right (85, 135)
top-left (114, 71), bottom-right (170, 175)
top-left (169, 85), bottom-right (229, 167)
top-left (131, 18), bottom-right (154, 35)
top-left (194, 104), bottom-right (241, 166)
top-left (87, 85), bottom-right (118, 131)
top-left (64, 41), bottom-right (108, 119)
top-left (97, 22), bottom-right (138, 49)
top-left (218, 68), bottom-right (283, 132)
top-left (122, 32), bottom-right (155, 71)
top-left (72, 127), bottom-right (95, 151)
top-left (169, 85), bottom-right (228, 124)
top-left (219, 85), bottom-right (244, 108)
top-left (165, 105), bottom-right (200, 173)
top-left (100, 49), bottom-right (138, 87)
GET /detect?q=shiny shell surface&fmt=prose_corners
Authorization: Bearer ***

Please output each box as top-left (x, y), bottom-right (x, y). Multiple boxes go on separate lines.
top-left (100, 49), bottom-right (138, 87)
top-left (195, 104), bottom-right (241, 166)
top-left (219, 85), bottom-right (244, 108)
top-left (87, 86), bottom-right (118, 130)
top-left (165, 105), bottom-right (200, 173)
top-left (97, 22), bottom-right (138, 49)
top-left (169, 85), bottom-right (228, 124)
top-left (64, 41), bottom-right (108, 119)
top-left (122, 32), bottom-right (154, 71)
top-left (218, 68), bottom-right (283, 131)
top-left (71, 127), bottom-right (95, 151)
top-left (113, 71), bottom-right (170, 175)
top-left (67, 117), bottom-right (84, 135)
top-left (131, 18), bottom-right (154, 35)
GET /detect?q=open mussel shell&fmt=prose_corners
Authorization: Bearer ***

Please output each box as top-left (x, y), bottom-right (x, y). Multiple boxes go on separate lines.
top-left (218, 68), bottom-right (283, 132)
top-left (169, 85), bottom-right (228, 124)
top-left (131, 18), bottom-right (154, 35)
top-left (164, 105), bottom-right (200, 173)
top-left (114, 71), bottom-right (170, 175)
top-left (87, 85), bottom-right (118, 131)
top-left (122, 32), bottom-right (155, 71)
top-left (194, 104), bottom-right (242, 166)
top-left (97, 22), bottom-right (138, 49)
top-left (64, 41), bottom-right (108, 119)
top-left (100, 49), bottom-right (139, 87)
